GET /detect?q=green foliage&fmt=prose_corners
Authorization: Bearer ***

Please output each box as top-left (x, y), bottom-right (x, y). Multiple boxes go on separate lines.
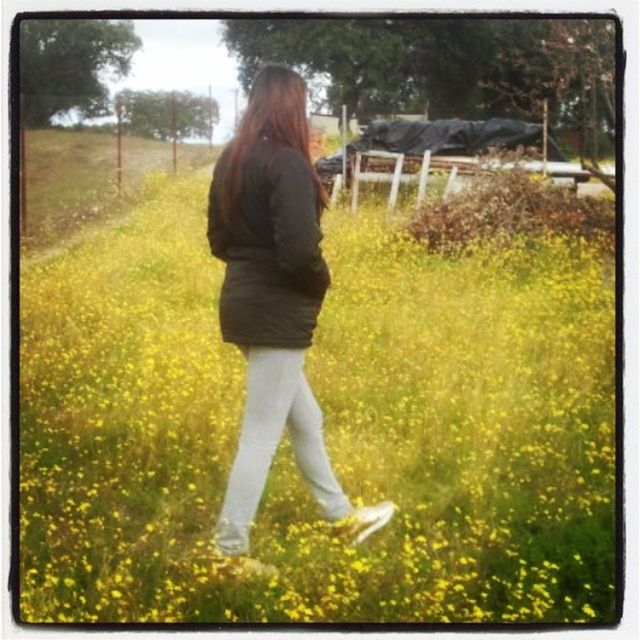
top-left (221, 18), bottom-right (498, 121)
top-left (222, 17), bottom-right (615, 142)
top-left (19, 19), bottom-right (141, 127)
top-left (117, 90), bottom-right (220, 141)
top-left (482, 19), bottom-right (616, 137)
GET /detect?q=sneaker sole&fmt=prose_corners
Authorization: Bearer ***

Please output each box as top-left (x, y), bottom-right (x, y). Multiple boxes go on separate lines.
top-left (211, 556), bottom-right (278, 580)
top-left (351, 503), bottom-right (396, 545)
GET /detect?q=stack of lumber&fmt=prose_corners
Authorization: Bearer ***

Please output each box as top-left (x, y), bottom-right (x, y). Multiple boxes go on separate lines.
top-left (360, 154), bottom-right (606, 182)
top-left (363, 155), bottom-right (482, 176)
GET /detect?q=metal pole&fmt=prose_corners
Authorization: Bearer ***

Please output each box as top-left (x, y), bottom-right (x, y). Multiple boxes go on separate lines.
top-left (341, 104), bottom-right (347, 190)
top-left (116, 95), bottom-right (123, 198)
top-left (234, 88), bottom-right (239, 133)
top-left (591, 81), bottom-right (598, 162)
top-left (171, 91), bottom-right (177, 174)
top-left (208, 84), bottom-right (213, 151)
top-left (542, 98), bottom-right (548, 178)
top-left (20, 93), bottom-right (27, 236)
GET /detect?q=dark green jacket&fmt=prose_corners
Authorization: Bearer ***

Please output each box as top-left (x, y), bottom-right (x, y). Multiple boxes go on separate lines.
top-left (207, 138), bottom-right (331, 348)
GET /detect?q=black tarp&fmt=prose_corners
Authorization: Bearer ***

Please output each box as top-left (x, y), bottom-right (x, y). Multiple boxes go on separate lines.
top-left (315, 117), bottom-right (567, 178)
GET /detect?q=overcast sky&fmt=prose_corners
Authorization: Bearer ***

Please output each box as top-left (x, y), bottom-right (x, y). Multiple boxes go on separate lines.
top-left (107, 19), bottom-right (245, 144)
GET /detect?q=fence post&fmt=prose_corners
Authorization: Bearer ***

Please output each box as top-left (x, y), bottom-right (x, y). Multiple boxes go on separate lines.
top-left (591, 81), bottom-right (598, 162)
top-left (443, 165), bottom-right (459, 199)
top-left (543, 98), bottom-right (548, 178)
top-left (234, 88), bottom-right (239, 133)
top-left (171, 91), bottom-right (177, 174)
top-left (116, 94), bottom-right (123, 198)
top-left (208, 84), bottom-right (213, 151)
top-left (415, 149), bottom-right (431, 211)
top-left (350, 151), bottom-right (362, 213)
top-left (20, 93), bottom-right (27, 236)
top-left (388, 153), bottom-right (405, 216)
top-left (341, 104), bottom-right (347, 193)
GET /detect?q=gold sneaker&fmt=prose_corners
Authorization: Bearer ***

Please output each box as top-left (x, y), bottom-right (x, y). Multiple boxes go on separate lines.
top-left (332, 500), bottom-right (397, 545)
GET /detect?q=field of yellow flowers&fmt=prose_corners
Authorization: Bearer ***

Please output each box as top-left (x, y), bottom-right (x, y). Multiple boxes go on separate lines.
top-left (19, 169), bottom-right (616, 624)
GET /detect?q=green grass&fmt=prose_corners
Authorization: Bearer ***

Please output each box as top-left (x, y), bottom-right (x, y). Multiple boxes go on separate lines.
top-left (19, 171), bottom-right (616, 624)
top-left (20, 128), bottom-right (221, 255)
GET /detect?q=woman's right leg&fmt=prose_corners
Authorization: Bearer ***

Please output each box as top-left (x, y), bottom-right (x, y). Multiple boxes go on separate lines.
top-left (286, 371), bottom-right (353, 522)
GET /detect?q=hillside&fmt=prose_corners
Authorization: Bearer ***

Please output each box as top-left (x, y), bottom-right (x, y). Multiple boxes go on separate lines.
top-left (20, 128), bottom-right (221, 255)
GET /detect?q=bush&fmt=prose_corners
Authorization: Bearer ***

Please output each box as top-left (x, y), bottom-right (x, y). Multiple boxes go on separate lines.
top-left (407, 155), bottom-right (615, 257)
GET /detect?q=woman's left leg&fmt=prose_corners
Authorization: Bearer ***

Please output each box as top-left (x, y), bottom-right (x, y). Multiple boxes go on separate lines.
top-left (214, 346), bottom-right (306, 556)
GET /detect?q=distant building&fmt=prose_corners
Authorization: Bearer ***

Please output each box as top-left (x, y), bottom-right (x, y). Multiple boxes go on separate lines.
top-left (310, 113), bottom-right (431, 135)
top-left (310, 113), bottom-right (360, 136)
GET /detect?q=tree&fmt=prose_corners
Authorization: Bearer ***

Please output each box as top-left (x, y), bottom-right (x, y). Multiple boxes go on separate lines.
top-left (481, 18), bottom-right (616, 187)
top-left (118, 90), bottom-right (220, 141)
top-left (481, 19), bottom-right (616, 147)
top-left (385, 18), bottom-right (499, 119)
top-left (221, 18), bottom-right (497, 122)
top-left (223, 17), bottom-right (615, 138)
top-left (20, 19), bottom-right (141, 127)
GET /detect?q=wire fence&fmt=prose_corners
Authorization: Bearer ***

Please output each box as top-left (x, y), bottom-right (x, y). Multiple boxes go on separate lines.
top-left (18, 85), bottom-right (342, 253)
top-left (19, 88), bottom-right (226, 250)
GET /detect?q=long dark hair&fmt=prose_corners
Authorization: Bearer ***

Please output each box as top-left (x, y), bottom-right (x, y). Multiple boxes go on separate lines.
top-left (215, 64), bottom-right (328, 223)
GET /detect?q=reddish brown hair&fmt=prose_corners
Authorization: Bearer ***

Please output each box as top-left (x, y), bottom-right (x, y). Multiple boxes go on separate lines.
top-left (216, 64), bottom-right (328, 223)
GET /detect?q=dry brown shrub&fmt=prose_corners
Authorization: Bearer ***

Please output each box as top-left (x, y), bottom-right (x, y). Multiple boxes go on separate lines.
top-left (407, 147), bottom-right (615, 257)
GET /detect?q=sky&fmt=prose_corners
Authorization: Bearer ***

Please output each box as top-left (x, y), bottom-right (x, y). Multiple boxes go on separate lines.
top-left (106, 19), bottom-right (245, 144)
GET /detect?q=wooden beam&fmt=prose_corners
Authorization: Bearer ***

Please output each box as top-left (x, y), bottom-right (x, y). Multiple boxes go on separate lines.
top-left (361, 149), bottom-right (406, 159)
top-left (358, 172), bottom-right (420, 184)
top-left (388, 153), bottom-right (405, 214)
top-left (330, 173), bottom-right (343, 206)
top-left (416, 149), bottom-right (431, 210)
top-left (443, 165), bottom-right (459, 198)
top-left (351, 151), bottom-right (362, 213)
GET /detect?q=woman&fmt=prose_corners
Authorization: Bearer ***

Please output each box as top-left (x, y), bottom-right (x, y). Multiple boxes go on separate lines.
top-left (207, 64), bottom-right (395, 577)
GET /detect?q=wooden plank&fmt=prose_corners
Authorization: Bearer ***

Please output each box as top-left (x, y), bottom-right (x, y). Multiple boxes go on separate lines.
top-left (360, 149), bottom-right (406, 159)
top-left (443, 165), bottom-right (459, 198)
top-left (358, 172), bottom-right (420, 183)
top-left (388, 153), bottom-right (405, 213)
top-left (364, 154), bottom-right (478, 170)
top-left (351, 151), bottom-right (362, 213)
top-left (330, 173), bottom-right (343, 206)
top-left (481, 159), bottom-right (605, 177)
top-left (431, 155), bottom-right (480, 164)
top-left (416, 149), bottom-right (431, 210)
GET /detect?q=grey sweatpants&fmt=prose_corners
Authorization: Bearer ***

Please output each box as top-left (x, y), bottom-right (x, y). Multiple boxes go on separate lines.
top-left (214, 345), bottom-right (353, 556)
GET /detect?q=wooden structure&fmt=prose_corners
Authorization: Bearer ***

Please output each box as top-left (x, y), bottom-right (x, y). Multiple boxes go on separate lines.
top-left (348, 149), bottom-right (432, 215)
top-left (340, 150), bottom-right (610, 214)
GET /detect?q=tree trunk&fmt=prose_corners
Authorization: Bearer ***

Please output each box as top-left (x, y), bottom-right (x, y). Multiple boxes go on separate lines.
top-left (590, 80), bottom-right (598, 162)
top-left (599, 83), bottom-right (615, 137)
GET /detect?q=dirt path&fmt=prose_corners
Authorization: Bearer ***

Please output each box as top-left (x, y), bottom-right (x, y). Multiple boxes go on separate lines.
top-left (20, 163), bottom-right (216, 271)
top-left (20, 209), bottom-right (139, 270)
